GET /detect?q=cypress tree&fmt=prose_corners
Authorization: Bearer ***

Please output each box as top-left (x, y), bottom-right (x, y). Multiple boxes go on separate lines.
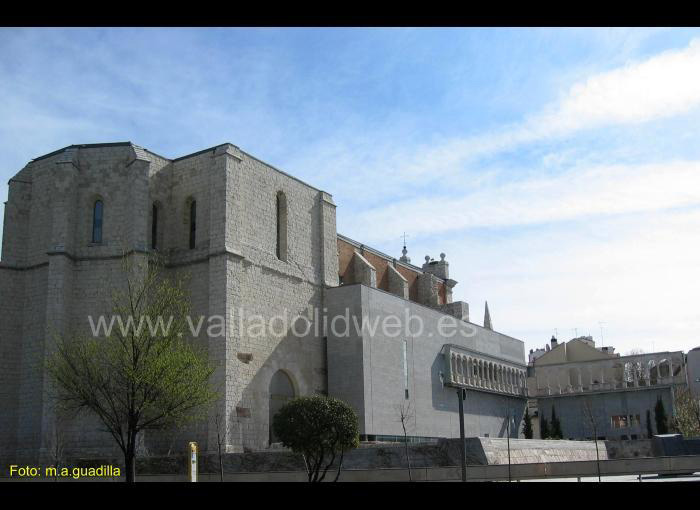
top-left (655, 398), bottom-right (668, 435)
top-left (551, 406), bottom-right (563, 439)
top-left (523, 408), bottom-right (533, 439)
top-left (646, 409), bottom-right (654, 438)
top-left (540, 416), bottom-right (550, 439)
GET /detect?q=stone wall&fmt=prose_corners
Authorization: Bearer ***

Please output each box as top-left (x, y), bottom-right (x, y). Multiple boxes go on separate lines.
top-left (0, 142), bottom-right (339, 463)
top-left (326, 283), bottom-right (527, 439)
top-left (537, 387), bottom-right (676, 441)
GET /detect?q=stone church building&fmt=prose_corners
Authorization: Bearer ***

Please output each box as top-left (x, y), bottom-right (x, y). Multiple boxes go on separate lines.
top-left (0, 142), bottom-right (528, 464)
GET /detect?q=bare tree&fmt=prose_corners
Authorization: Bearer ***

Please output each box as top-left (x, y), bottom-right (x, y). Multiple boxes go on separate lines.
top-left (44, 409), bottom-right (67, 481)
top-left (623, 350), bottom-right (646, 386)
top-left (395, 401), bottom-right (415, 481)
top-left (582, 397), bottom-right (602, 482)
top-left (214, 410), bottom-right (232, 482)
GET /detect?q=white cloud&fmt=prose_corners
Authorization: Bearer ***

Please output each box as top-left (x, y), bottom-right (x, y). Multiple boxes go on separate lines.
top-left (304, 37), bottom-right (700, 197)
top-left (347, 159), bottom-right (700, 243)
top-left (445, 207), bottom-right (700, 356)
top-left (528, 37), bottom-right (700, 136)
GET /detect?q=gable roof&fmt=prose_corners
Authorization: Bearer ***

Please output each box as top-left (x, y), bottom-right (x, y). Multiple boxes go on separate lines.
top-left (533, 338), bottom-right (616, 366)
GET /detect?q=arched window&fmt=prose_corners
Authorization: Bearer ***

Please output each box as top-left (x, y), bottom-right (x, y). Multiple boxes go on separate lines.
top-left (151, 203), bottom-right (159, 250)
top-left (92, 200), bottom-right (103, 243)
top-left (269, 370), bottom-right (295, 444)
top-left (188, 200), bottom-right (196, 249)
top-left (276, 191), bottom-right (288, 261)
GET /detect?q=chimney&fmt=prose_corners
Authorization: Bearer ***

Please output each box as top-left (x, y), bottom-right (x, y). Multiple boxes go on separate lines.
top-left (422, 253), bottom-right (449, 280)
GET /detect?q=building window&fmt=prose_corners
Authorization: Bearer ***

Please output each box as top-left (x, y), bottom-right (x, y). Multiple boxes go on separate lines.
top-left (189, 200), bottom-right (196, 249)
top-left (92, 200), bottom-right (103, 243)
top-left (611, 414), bottom-right (640, 429)
top-left (402, 339), bottom-right (409, 399)
top-left (611, 415), bottom-right (629, 429)
top-left (151, 203), bottom-right (159, 250)
top-left (276, 191), bottom-right (288, 261)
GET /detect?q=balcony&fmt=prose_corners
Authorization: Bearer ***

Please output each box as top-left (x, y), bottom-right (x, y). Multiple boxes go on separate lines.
top-left (442, 344), bottom-right (528, 397)
top-left (530, 351), bottom-right (686, 398)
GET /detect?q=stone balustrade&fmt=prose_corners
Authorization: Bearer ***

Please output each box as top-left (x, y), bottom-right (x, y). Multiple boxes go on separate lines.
top-left (443, 344), bottom-right (528, 397)
top-left (530, 351), bottom-right (686, 397)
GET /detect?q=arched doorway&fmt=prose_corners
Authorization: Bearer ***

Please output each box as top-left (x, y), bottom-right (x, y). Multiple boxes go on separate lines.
top-left (269, 370), bottom-right (295, 444)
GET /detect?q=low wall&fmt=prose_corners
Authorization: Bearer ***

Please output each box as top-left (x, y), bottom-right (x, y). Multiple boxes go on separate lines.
top-left (4, 436), bottom-right (695, 479)
top-left (604, 439), bottom-right (652, 459)
top-left (651, 435), bottom-right (700, 457)
top-left (1, 437), bottom-right (614, 477)
top-left (477, 438), bottom-right (608, 464)
top-left (4, 455), bottom-right (700, 482)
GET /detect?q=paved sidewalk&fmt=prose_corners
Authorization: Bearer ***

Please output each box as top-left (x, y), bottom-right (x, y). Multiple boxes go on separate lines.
top-left (519, 473), bottom-right (700, 482)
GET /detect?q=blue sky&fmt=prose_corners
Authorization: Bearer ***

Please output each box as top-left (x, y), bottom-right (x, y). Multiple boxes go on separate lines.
top-left (2, 27), bottom-right (700, 356)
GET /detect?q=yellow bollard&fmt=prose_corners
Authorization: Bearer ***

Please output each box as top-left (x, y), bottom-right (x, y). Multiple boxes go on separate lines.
top-left (189, 442), bottom-right (198, 482)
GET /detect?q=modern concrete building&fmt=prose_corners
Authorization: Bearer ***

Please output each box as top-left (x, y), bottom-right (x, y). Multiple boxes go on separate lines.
top-left (527, 337), bottom-right (687, 440)
top-left (0, 142), bottom-right (529, 465)
top-left (328, 238), bottom-right (528, 442)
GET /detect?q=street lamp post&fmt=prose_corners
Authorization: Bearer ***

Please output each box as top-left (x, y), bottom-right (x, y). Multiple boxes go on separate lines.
top-left (506, 408), bottom-right (516, 482)
top-left (457, 387), bottom-right (467, 482)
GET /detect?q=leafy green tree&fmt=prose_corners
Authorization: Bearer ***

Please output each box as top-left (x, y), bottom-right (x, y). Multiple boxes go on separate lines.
top-left (47, 253), bottom-right (218, 482)
top-left (273, 395), bottom-right (360, 482)
top-left (550, 406), bottom-right (563, 439)
top-left (522, 408), bottom-right (533, 439)
top-left (540, 416), bottom-right (550, 439)
top-left (655, 398), bottom-right (669, 435)
top-left (671, 387), bottom-right (700, 438)
top-left (646, 409), bottom-right (654, 438)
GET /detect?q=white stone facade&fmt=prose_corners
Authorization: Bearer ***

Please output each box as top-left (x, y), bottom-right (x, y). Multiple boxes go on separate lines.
top-left (1, 140), bottom-right (534, 464)
top-left (0, 142), bottom-right (338, 461)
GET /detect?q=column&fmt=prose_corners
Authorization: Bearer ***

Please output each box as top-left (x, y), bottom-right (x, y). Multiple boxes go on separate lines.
top-left (577, 368), bottom-right (583, 391)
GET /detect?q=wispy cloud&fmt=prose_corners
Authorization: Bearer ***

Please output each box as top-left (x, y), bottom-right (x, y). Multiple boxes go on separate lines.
top-left (1, 28), bottom-right (700, 355)
top-left (528, 37), bottom-right (700, 135)
top-left (348, 159), bottom-right (700, 243)
top-left (299, 37), bottom-right (700, 202)
top-left (446, 207), bottom-right (700, 355)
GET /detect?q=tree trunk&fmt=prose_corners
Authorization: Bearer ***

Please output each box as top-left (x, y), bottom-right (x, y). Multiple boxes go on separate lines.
top-left (124, 447), bottom-right (136, 483)
top-left (124, 429), bottom-right (137, 483)
top-left (333, 451), bottom-right (345, 482)
top-left (218, 441), bottom-right (224, 482)
top-left (403, 431), bottom-right (412, 481)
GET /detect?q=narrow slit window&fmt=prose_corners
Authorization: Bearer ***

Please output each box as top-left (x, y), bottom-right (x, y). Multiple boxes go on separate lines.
top-left (189, 200), bottom-right (196, 249)
top-left (151, 204), bottom-right (158, 250)
top-left (276, 192), bottom-right (288, 261)
top-left (92, 200), bottom-right (103, 243)
top-left (403, 339), bottom-right (409, 399)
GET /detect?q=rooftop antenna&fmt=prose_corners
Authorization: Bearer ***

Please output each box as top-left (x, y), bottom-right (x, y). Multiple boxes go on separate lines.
top-left (402, 232), bottom-right (409, 248)
top-left (598, 322), bottom-right (606, 348)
